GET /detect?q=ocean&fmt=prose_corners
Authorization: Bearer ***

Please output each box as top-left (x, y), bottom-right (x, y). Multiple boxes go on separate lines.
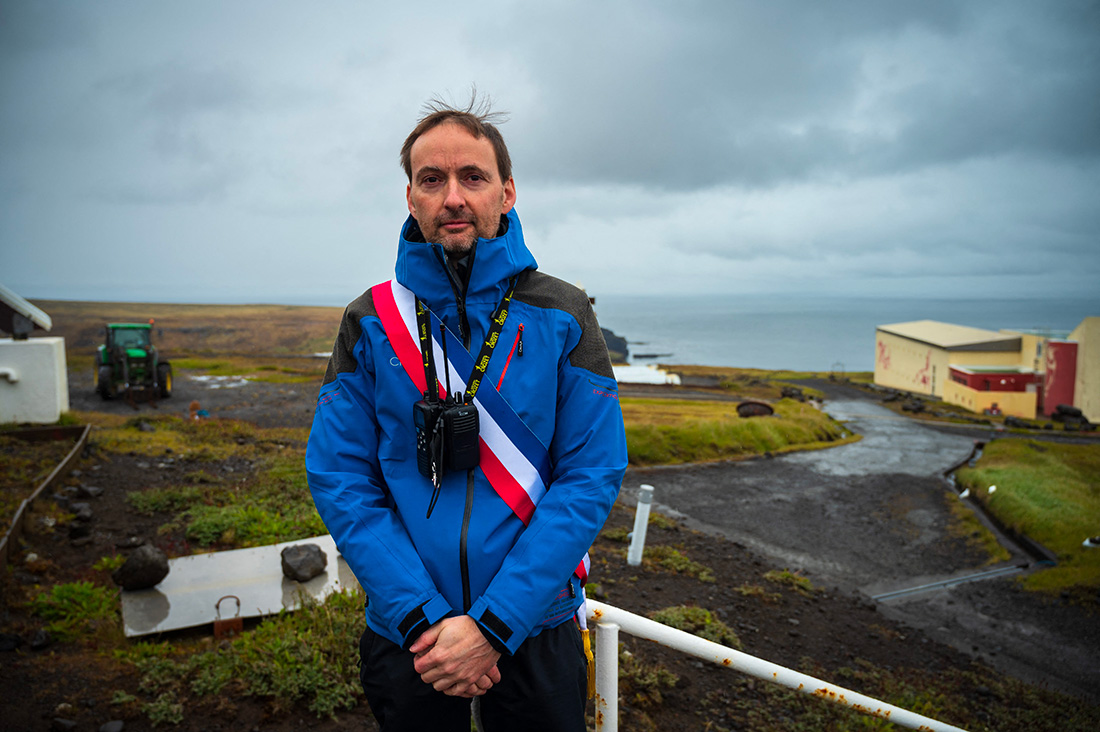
top-left (592, 295), bottom-right (1100, 373)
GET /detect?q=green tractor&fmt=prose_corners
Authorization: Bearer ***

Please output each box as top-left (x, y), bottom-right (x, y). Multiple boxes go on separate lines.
top-left (94, 322), bottom-right (173, 403)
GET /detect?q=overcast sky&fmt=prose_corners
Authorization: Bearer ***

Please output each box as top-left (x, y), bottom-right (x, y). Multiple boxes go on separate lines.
top-left (2, 1), bottom-right (1098, 305)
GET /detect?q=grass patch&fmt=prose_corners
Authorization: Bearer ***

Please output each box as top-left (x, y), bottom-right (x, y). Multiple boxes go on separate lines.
top-left (763, 568), bottom-right (818, 596)
top-left (622, 398), bottom-right (853, 466)
top-left (92, 415), bottom-right (262, 460)
top-left (162, 356), bottom-right (324, 384)
top-left (648, 512), bottom-right (678, 530)
top-left (174, 452), bottom-right (325, 548)
top-left (649, 605), bottom-right (741, 648)
top-left (956, 440), bottom-right (1100, 596)
top-left (945, 490), bottom-right (1012, 565)
top-left (128, 485), bottom-right (208, 515)
top-left (96, 416), bottom-right (320, 550)
top-left (30, 581), bottom-right (119, 642)
top-left (122, 589), bottom-right (363, 723)
top-left (601, 526), bottom-right (631, 543)
top-left (619, 643), bottom-right (679, 708)
top-left (642, 545), bottom-right (716, 582)
top-left (734, 583), bottom-right (782, 602)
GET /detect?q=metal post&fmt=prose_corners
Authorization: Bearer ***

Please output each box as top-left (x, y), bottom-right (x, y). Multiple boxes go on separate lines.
top-left (594, 620), bottom-right (619, 732)
top-left (626, 484), bottom-right (654, 566)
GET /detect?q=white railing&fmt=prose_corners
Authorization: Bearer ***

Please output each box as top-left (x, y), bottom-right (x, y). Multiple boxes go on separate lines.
top-left (587, 600), bottom-right (967, 732)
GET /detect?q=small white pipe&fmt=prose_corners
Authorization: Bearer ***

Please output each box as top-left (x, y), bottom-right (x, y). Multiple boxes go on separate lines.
top-left (0, 367), bottom-right (18, 383)
top-left (593, 620), bottom-right (619, 732)
top-left (588, 600), bottom-right (967, 732)
top-left (626, 484), bottom-right (653, 566)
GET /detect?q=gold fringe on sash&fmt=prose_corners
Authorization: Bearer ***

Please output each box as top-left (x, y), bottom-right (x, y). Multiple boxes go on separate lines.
top-left (582, 628), bottom-right (595, 698)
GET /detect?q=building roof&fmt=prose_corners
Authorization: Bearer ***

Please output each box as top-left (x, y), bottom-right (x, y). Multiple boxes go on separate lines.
top-left (877, 320), bottom-right (1021, 352)
top-left (0, 282), bottom-right (52, 336)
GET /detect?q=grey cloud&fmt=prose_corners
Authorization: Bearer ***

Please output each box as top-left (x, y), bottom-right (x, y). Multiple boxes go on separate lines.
top-left (511, 2), bottom-right (1098, 191)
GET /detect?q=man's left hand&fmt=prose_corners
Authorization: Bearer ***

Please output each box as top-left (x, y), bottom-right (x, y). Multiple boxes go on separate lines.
top-left (410, 615), bottom-right (502, 696)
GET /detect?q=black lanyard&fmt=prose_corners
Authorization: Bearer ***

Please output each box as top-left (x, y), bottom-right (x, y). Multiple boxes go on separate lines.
top-left (415, 276), bottom-right (518, 403)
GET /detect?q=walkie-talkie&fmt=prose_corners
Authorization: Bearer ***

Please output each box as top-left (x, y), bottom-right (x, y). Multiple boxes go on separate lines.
top-left (438, 325), bottom-right (480, 472)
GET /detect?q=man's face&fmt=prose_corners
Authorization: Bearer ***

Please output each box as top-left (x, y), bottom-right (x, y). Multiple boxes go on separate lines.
top-left (406, 122), bottom-right (516, 255)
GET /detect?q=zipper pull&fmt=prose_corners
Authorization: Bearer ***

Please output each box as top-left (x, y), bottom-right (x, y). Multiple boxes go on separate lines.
top-left (517, 324), bottom-right (524, 357)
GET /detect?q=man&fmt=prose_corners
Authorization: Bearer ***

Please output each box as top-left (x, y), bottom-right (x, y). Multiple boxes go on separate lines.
top-left (306, 99), bottom-right (628, 731)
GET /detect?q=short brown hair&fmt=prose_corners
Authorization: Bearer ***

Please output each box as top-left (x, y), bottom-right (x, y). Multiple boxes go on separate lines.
top-left (400, 95), bottom-right (512, 183)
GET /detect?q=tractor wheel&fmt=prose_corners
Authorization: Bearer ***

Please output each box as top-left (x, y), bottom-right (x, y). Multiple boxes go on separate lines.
top-left (97, 365), bottom-right (114, 400)
top-left (157, 363), bottom-right (173, 398)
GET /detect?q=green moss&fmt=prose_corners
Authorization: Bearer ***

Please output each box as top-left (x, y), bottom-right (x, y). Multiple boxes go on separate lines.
top-left (649, 605), bottom-right (741, 648)
top-left (763, 569), bottom-right (818, 596)
top-left (643, 545), bottom-right (716, 582)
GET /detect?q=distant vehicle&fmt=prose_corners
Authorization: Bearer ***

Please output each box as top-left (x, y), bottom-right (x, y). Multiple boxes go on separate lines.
top-left (94, 322), bottom-right (172, 403)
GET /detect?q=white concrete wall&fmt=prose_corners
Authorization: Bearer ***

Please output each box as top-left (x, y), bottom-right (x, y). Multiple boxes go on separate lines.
top-left (0, 337), bottom-right (70, 424)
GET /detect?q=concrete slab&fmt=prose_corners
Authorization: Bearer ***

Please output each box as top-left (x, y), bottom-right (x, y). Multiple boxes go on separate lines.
top-left (120, 535), bottom-right (360, 637)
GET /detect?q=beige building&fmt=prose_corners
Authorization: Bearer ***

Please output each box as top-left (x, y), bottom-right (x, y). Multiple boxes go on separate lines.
top-left (874, 320), bottom-right (1023, 398)
top-left (1069, 317), bottom-right (1100, 423)
top-left (874, 318), bottom-right (1099, 422)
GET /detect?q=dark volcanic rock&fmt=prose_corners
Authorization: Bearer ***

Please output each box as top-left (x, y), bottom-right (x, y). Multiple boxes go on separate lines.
top-left (71, 502), bottom-right (94, 522)
top-left (30, 629), bottom-right (52, 650)
top-left (112, 544), bottom-right (169, 590)
top-left (77, 484), bottom-right (105, 498)
top-left (0, 632), bottom-right (23, 652)
top-left (281, 543), bottom-right (327, 582)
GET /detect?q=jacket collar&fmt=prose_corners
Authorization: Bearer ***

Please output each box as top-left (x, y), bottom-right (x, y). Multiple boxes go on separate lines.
top-left (395, 209), bottom-right (537, 310)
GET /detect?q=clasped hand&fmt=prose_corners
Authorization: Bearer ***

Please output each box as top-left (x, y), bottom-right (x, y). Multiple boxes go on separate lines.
top-left (409, 615), bottom-right (502, 698)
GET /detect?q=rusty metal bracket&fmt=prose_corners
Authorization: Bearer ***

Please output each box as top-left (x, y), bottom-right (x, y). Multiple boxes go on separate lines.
top-left (213, 595), bottom-right (243, 638)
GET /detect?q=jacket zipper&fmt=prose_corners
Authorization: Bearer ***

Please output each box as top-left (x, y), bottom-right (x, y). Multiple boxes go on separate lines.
top-left (460, 470), bottom-right (474, 611)
top-left (431, 245), bottom-right (475, 350)
top-left (496, 324), bottom-right (524, 391)
top-left (429, 243), bottom-right (478, 610)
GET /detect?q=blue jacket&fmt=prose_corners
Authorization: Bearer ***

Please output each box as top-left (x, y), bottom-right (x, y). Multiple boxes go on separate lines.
top-left (306, 209), bottom-right (627, 655)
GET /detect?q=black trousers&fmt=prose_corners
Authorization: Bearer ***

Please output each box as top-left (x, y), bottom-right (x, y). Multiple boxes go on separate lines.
top-left (359, 621), bottom-right (587, 731)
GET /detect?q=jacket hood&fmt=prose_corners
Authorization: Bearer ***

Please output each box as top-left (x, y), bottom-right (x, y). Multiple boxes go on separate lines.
top-left (395, 208), bottom-right (538, 311)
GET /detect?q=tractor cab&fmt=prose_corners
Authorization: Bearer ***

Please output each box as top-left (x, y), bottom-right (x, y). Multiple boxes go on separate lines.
top-left (95, 322), bottom-right (172, 404)
top-left (108, 324), bottom-right (152, 352)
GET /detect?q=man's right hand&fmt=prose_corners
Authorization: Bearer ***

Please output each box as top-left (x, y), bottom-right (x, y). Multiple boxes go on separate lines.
top-left (409, 616), bottom-right (502, 697)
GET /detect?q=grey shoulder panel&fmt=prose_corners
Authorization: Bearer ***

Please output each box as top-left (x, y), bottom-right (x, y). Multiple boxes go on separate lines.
top-left (514, 271), bottom-right (614, 379)
top-left (322, 288), bottom-right (377, 386)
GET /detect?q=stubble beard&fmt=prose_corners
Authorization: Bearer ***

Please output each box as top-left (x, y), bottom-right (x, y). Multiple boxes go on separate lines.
top-left (429, 213), bottom-right (486, 257)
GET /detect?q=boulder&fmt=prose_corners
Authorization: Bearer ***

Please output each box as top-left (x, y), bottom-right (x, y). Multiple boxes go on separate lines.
top-left (112, 544), bottom-right (169, 590)
top-left (736, 400), bottom-right (774, 418)
top-left (780, 386), bottom-right (805, 401)
top-left (281, 543), bottom-right (327, 582)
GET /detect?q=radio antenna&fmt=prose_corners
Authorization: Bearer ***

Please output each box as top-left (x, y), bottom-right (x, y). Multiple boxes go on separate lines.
top-left (439, 324), bottom-right (455, 403)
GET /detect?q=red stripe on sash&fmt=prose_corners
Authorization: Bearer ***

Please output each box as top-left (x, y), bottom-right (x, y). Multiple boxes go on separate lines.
top-left (478, 436), bottom-right (536, 525)
top-left (373, 282), bottom-right (442, 399)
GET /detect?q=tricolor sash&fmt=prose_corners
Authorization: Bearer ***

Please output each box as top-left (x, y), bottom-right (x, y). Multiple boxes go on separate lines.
top-left (373, 280), bottom-right (589, 585)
